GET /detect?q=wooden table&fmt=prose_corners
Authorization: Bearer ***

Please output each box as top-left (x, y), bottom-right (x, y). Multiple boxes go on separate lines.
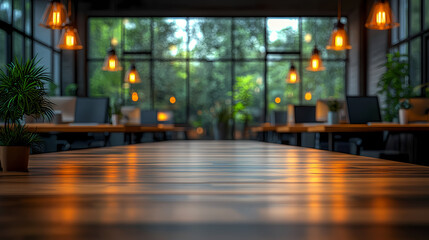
top-left (25, 123), bottom-right (185, 133)
top-left (1, 141), bottom-right (429, 239)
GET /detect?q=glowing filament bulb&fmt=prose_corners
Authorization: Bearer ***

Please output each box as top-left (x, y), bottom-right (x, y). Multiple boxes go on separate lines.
top-left (109, 59), bottom-right (116, 69)
top-left (129, 72), bottom-right (136, 83)
top-left (170, 96), bottom-right (176, 104)
top-left (275, 97), bottom-right (281, 104)
top-left (312, 59), bottom-right (319, 69)
top-left (132, 92), bottom-right (138, 102)
top-left (290, 73), bottom-right (297, 83)
top-left (335, 35), bottom-right (343, 47)
top-left (376, 11), bottom-right (386, 25)
top-left (66, 34), bottom-right (75, 46)
top-left (52, 11), bottom-right (60, 25)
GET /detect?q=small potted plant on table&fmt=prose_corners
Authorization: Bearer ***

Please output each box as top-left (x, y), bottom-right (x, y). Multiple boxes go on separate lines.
top-left (398, 99), bottom-right (412, 124)
top-left (327, 99), bottom-right (342, 124)
top-left (0, 58), bottom-right (54, 172)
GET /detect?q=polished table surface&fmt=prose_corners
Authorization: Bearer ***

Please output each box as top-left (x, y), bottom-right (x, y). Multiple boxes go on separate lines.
top-left (24, 123), bottom-right (185, 133)
top-left (1, 141), bottom-right (429, 239)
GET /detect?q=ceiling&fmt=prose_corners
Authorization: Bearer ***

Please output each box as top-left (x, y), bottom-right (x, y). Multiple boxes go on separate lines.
top-left (78, 0), bottom-right (365, 17)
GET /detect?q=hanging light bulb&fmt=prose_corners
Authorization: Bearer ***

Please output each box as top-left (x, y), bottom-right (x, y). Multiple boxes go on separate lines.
top-left (58, 25), bottom-right (83, 50)
top-left (57, 1), bottom-right (83, 50)
top-left (306, 46), bottom-right (325, 71)
top-left (39, 0), bottom-right (67, 29)
top-left (102, 46), bottom-right (122, 71)
top-left (286, 63), bottom-right (299, 84)
top-left (304, 91), bottom-right (312, 101)
top-left (326, 0), bottom-right (351, 51)
top-left (132, 92), bottom-right (139, 102)
top-left (365, 0), bottom-right (399, 30)
top-left (124, 64), bottom-right (141, 84)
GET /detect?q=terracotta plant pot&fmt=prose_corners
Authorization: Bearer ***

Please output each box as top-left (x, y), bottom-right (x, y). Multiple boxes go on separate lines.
top-left (0, 146), bottom-right (30, 172)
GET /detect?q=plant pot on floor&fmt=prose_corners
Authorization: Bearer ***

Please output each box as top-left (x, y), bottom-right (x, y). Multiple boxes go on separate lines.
top-left (0, 146), bottom-right (30, 172)
top-left (328, 111), bottom-right (339, 124)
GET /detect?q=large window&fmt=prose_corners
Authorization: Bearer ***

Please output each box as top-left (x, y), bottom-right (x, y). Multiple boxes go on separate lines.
top-left (87, 17), bottom-right (347, 138)
top-left (0, 0), bottom-right (62, 94)
top-left (390, 0), bottom-right (429, 90)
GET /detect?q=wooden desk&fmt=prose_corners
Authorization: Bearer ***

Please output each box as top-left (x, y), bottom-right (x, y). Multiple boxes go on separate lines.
top-left (1, 141), bottom-right (429, 239)
top-left (25, 123), bottom-right (126, 133)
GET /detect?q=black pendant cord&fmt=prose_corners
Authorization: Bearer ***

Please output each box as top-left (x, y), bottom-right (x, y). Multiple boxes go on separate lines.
top-left (337, 0), bottom-right (341, 22)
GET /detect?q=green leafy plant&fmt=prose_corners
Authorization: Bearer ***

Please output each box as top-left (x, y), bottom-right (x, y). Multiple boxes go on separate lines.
top-left (399, 99), bottom-right (412, 110)
top-left (377, 52), bottom-right (414, 122)
top-left (65, 83), bottom-right (78, 96)
top-left (0, 57), bottom-right (54, 146)
top-left (327, 99), bottom-right (342, 112)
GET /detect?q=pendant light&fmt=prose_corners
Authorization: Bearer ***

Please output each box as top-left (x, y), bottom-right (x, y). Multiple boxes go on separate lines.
top-left (286, 62), bottom-right (299, 84)
top-left (124, 63), bottom-right (141, 84)
top-left (102, 44), bottom-right (122, 72)
top-left (365, 0), bottom-right (399, 30)
top-left (57, 1), bottom-right (83, 50)
top-left (39, 0), bottom-right (68, 29)
top-left (326, 0), bottom-right (351, 51)
top-left (306, 46), bottom-right (325, 71)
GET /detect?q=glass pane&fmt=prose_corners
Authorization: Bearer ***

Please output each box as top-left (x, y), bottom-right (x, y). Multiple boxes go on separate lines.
top-left (410, 37), bottom-right (421, 87)
top-left (88, 18), bottom-right (122, 59)
top-left (122, 61), bottom-right (150, 109)
top-left (13, 0), bottom-right (24, 30)
top-left (391, 0), bottom-right (399, 44)
top-left (154, 61), bottom-right (186, 123)
top-left (25, 37), bottom-right (31, 60)
top-left (234, 61), bottom-right (265, 127)
top-left (25, 0), bottom-right (31, 34)
top-left (267, 18), bottom-right (299, 52)
top-left (88, 61), bottom-right (122, 103)
top-left (12, 32), bottom-right (23, 60)
top-left (0, 0), bottom-right (12, 23)
top-left (189, 61), bottom-right (232, 139)
top-left (54, 52), bottom-right (60, 94)
top-left (153, 18), bottom-right (187, 58)
top-left (399, 0), bottom-right (408, 40)
top-left (189, 18), bottom-right (232, 59)
top-left (426, 0), bottom-right (429, 30)
top-left (234, 18), bottom-right (265, 59)
top-left (123, 18), bottom-right (151, 52)
top-left (33, 0), bottom-right (51, 44)
top-left (267, 60), bottom-right (300, 117)
top-left (0, 29), bottom-right (7, 70)
top-left (34, 42), bottom-right (52, 79)
top-left (410, 0), bottom-right (421, 35)
top-left (301, 61), bottom-right (345, 104)
top-left (302, 17), bottom-right (346, 59)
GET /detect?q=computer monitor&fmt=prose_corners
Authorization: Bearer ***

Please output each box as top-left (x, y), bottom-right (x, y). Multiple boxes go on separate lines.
top-left (49, 96), bottom-right (77, 123)
top-left (316, 99), bottom-right (346, 122)
top-left (270, 111), bottom-right (287, 125)
top-left (404, 98), bottom-right (429, 123)
top-left (288, 105), bottom-right (316, 124)
top-left (346, 96), bottom-right (382, 124)
top-left (74, 97), bottom-right (109, 124)
top-left (121, 106), bottom-right (141, 124)
top-left (140, 110), bottom-right (158, 126)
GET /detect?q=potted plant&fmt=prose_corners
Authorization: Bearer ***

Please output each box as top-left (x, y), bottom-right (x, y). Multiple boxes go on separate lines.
top-left (111, 101), bottom-right (123, 125)
top-left (0, 58), bottom-right (54, 172)
top-left (398, 99), bottom-right (412, 124)
top-left (378, 52), bottom-right (414, 122)
top-left (327, 98), bottom-right (342, 124)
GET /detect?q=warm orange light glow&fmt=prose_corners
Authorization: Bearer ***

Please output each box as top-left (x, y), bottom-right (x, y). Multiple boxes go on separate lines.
top-left (307, 47), bottom-right (325, 72)
top-left (39, 1), bottom-right (67, 29)
top-left (196, 127), bottom-right (204, 135)
top-left (170, 96), bottom-right (176, 104)
top-left (124, 65), bottom-right (141, 83)
top-left (57, 26), bottom-right (83, 50)
top-left (290, 73), bottom-right (297, 83)
top-left (132, 92), bottom-right (138, 102)
top-left (129, 73), bottom-right (136, 83)
top-left (275, 97), bottom-right (281, 104)
top-left (109, 59), bottom-right (116, 70)
top-left (157, 112), bottom-right (169, 122)
top-left (305, 92), bottom-right (312, 101)
top-left (335, 35), bottom-right (343, 47)
top-left (326, 22), bottom-right (351, 51)
top-left (365, 1), bottom-right (399, 30)
top-left (286, 64), bottom-right (299, 84)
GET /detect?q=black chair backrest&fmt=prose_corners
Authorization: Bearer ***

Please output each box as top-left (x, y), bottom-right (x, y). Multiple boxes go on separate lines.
top-left (271, 111), bottom-right (287, 125)
top-left (346, 96), bottom-right (382, 124)
top-left (74, 97), bottom-right (109, 124)
top-left (140, 110), bottom-right (158, 126)
top-left (294, 106), bottom-right (316, 123)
